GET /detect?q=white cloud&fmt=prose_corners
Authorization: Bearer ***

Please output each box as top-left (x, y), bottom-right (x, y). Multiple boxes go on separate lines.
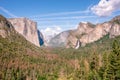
top-left (30, 10), bottom-right (90, 18)
top-left (0, 6), bottom-right (17, 17)
top-left (31, 16), bottom-right (96, 21)
top-left (91, 0), bottom-right (120, 17)
top-left (40, 26), bottom-right (62, 43)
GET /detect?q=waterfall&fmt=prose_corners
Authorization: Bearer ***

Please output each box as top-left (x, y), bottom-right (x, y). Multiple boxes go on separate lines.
top-left (75, 39), bottom-right (80, 49)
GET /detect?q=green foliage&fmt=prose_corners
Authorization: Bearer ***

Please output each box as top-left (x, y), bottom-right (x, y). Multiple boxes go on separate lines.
top-left (104, 40), bottom-right (120, 80)
top-left (37, 75), bottom-right (47, 80)
top-left (90, 53), bottom-right (99, 71)
top-left (88, 71), bottom-right (101, 80)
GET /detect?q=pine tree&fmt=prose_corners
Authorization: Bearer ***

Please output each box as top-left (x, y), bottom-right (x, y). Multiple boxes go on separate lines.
top-left (100, 52), bottom-right (109, 80)
top-left (104, 39), bottom-right (120, 80)
top-left (88, 53), bottom-right (101, 80)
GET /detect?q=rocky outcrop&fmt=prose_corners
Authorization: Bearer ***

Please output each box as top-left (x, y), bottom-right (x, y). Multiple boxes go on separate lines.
top-left (50, 15), bottom-right (120, 48)
top-left (0, 15), bottom-right (16, 38)
top-left (8, 18), bottom-right (43, 47)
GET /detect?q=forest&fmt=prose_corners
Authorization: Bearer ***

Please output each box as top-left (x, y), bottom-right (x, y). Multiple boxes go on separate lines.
top-left (0, 30), bottom-right (120, 80)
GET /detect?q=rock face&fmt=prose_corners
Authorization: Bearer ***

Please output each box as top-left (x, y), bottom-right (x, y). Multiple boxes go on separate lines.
top-left (0, 15), bottom-right (16, 38)
top-left (37, 30), bottom-right (44, 46)
top-left (80, 16), bottom-right (120, 45)
top-left (66, 22), bottom-right (95, 48)
top-left (80, 22), bottom-right (112, 45)
top-left (50, 15), bottom-right (120, 48)
top-left (109, 16), bottom-right (120, 38)
top-left (8, 18), bottom-right (43, 47)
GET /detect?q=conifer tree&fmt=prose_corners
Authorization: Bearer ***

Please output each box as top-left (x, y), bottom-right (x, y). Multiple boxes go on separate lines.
top-left (88, 53), bottom-right (101, 80)
top-left (104, 39), bottom-right (120, 80)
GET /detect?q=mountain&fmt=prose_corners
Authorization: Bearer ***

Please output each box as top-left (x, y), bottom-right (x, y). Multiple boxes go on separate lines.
top-left (8, 18), bottom-right (44, 47)
top-left (49, 15), bottom-right (120, 48)
top-left (48, 31), bottom-right (69, 47)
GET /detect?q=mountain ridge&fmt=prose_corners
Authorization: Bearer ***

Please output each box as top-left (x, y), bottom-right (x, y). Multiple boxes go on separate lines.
top-left (49, 15), bottom-right (120, 48)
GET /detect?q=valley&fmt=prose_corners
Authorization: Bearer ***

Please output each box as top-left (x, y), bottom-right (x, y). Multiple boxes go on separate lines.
top-left (0, 14), bottom-right (120, 80)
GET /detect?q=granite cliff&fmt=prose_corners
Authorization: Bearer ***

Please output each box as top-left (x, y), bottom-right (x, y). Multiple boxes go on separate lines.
top-left (8, 18), bottom-right (44, 47)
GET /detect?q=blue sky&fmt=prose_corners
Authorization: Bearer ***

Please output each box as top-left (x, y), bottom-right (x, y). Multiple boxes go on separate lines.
top-left (0, 0), bottom-right (120, 40)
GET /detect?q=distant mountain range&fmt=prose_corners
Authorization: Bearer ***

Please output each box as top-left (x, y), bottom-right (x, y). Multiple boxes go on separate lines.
top-left (1, 14), bottom-right (120, 49)
top-left (48, 15), bottom-right (120, 48)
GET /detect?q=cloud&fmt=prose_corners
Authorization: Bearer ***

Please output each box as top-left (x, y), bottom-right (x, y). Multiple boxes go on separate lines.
top-left (40, 26), bottom-right (62, 42)
top-left (91, 0), bottom-right (120, 17)
top-left (31, 16), bottom-right (96, 21)
top-left (30, 10), bottom-right (90, 18)
top-left (0, 6), bottom-right (17, 17)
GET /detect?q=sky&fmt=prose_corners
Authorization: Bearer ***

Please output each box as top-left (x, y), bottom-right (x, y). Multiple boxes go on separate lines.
top-left (0, 0), bottom-right (120, 41)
